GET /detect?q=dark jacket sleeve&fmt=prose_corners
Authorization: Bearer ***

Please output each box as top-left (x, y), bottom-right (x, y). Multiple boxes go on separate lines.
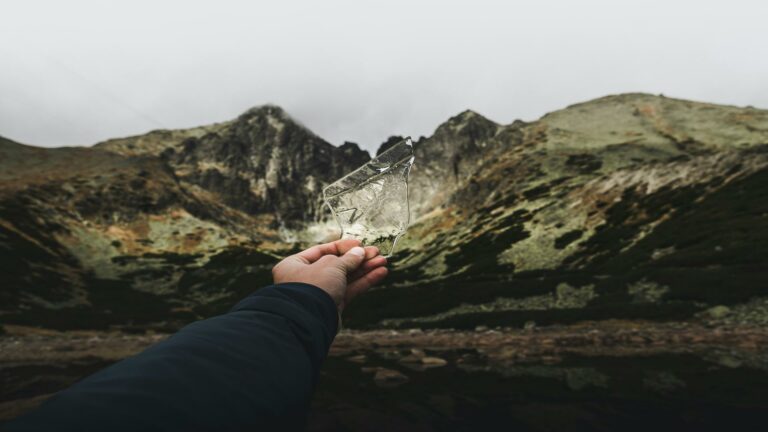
top-left (6, 283), bottom-right (338, 432)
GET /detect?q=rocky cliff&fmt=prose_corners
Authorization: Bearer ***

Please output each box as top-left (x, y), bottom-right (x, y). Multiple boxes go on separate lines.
top-left (97, 105), bottom-right (370, 226)
top-left (2, 94), bottom-right (767, 331)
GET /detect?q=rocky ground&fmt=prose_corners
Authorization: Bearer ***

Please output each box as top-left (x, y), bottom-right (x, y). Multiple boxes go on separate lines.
top-left (2, 322), bottom-right (767, 431)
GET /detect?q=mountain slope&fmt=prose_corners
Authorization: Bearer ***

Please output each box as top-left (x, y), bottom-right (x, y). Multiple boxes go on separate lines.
top-left (2, 93), bottom-right (767, 331)
top-left (1, 105), bottom-right (375, 329)
top-left (0, 136), bottom-right (276, 329)
top-left (97, 105), bottom-right (370, 226)
top-left (344, 94), bottom-right (768, 328)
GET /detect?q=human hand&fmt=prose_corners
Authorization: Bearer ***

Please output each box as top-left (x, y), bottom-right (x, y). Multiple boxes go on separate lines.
top-left (272, 239), bottom-right (388, 310)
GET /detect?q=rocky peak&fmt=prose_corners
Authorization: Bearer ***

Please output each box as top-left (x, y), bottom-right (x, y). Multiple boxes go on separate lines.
top-left (239, 103), bottom-right (287, 117)
top-left (338, 141), bottom-right (370, 161)
top-left (153, 106), bottom-right (370, 226)
top-left (408, 110), bottom-right (502, 216)
top-left (97, 105), bottom-right (371, 227)
top-left (235, 104), bottom-right (309, 139)
top-left (376, 136), bottom-right (406, 156)
top-left (434, 110), bottom-right (498, 139)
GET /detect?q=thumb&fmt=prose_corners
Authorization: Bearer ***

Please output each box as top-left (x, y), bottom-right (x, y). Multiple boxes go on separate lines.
top-left (337, 246), bottom-right (366, 273)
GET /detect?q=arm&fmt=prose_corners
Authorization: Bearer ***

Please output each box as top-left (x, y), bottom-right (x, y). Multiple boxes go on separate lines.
top-left (7, 240), bottom-right (387, 432)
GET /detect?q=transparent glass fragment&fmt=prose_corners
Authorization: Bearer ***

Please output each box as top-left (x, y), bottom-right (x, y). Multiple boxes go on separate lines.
top-left (323, 137), bottom-right (415, 257)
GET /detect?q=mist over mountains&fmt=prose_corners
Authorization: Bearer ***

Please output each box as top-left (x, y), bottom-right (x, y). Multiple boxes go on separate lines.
top-left (2, 93), bottom-right (767, 331)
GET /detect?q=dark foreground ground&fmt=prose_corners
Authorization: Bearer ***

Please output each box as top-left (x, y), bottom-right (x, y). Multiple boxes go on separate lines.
top-left (2, 321), bottom-right (767, 431)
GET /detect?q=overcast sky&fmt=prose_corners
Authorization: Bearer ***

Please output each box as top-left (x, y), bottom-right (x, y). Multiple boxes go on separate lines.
top-left (1, 0), bottom-right (767, 153)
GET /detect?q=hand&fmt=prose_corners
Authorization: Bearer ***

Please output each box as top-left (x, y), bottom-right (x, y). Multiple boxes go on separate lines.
top-left (272, 239), bottom-right (388, 310)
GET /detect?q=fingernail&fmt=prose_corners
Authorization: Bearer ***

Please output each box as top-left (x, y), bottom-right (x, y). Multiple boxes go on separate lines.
top-left (349, 246), bottom-right (365, 257)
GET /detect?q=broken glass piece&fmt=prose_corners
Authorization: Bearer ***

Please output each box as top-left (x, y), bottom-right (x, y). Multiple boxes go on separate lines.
top-left (323, 137), bottom-right (415, 257)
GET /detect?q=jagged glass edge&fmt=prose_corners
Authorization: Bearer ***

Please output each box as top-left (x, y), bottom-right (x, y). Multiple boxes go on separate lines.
top-left (323, 136), bottom-right (414, 257)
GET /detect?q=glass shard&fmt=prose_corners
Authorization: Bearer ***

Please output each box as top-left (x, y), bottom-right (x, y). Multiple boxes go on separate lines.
top-left (323, 137), bottom-right (415, 257)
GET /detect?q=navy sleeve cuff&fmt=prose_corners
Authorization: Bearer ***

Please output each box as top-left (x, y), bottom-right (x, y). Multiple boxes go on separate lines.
top-left (230, 282), bottom-right (339, 350)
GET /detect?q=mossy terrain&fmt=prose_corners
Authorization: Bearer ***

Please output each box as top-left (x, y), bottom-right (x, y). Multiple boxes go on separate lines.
top-left (345, 163), bottom-right (768, 328)
top-left (2, 94), bottom-right (768, 331)
top-left (1, 246), bottom-right (276, 331)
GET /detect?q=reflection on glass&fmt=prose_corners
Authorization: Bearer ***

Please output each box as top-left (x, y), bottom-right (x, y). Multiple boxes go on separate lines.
top-left (323, 137), bottom-right (415, 257)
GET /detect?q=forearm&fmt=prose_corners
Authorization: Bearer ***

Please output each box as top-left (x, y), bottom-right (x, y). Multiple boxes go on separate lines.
top-left (7, 283), bottom-right (338, 431)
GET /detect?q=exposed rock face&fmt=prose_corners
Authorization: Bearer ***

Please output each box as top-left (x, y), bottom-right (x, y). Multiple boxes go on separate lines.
top-left (406, 110), bottom-right (506, 215)
top-left (2, 94), bottom-right (767, 331)
top-left (347, 94), bottom-right (768, 328)
top-left (98, 105), bottom-right (370, 226)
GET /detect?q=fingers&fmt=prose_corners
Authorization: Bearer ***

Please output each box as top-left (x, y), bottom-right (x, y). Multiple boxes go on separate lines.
top-left (337, 240), bottom-right (369, 256)
top-left (348, 247), bottom-right (384, 279)
top-left (363, 246), bottom-right (379, 260)
top-left (294, 239), bottom-right (362, 263)
top-left (293, 244), bottom-right (334, 264)
top-left (349, 255), bottom-right (387, 281)
top-left (361, 255), bottom-right (387, 274)
top-left (337, 246), bottom-right (366, 273)
top-left (344, 266), bottom-right (389, 307)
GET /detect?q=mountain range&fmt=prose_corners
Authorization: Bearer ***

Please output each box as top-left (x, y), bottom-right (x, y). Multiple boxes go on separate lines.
top-left (2, 93), bottom-right (767, 331)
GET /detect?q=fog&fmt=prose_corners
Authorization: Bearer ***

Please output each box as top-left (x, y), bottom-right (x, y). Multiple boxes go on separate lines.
top-left (1, 0), bottom-right (767, 152)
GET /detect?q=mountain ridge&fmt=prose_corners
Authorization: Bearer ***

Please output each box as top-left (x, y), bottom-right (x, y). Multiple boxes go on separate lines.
top-left (2, 93), bottom-right (767, 332)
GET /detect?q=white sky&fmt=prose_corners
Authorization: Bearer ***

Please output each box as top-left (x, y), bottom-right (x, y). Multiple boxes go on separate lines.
top-left (1, 0), bottom-right (767, 153)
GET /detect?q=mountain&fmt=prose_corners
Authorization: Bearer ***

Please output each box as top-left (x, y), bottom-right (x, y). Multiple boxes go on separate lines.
top-left (0, 107), bottom-right (367, 330)
top-left (2, 94), bottom-right (767, 332)
top-left (96, 105), bottom-right (370, 226)
top-left (346, 94), bottom-right (768, 328)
